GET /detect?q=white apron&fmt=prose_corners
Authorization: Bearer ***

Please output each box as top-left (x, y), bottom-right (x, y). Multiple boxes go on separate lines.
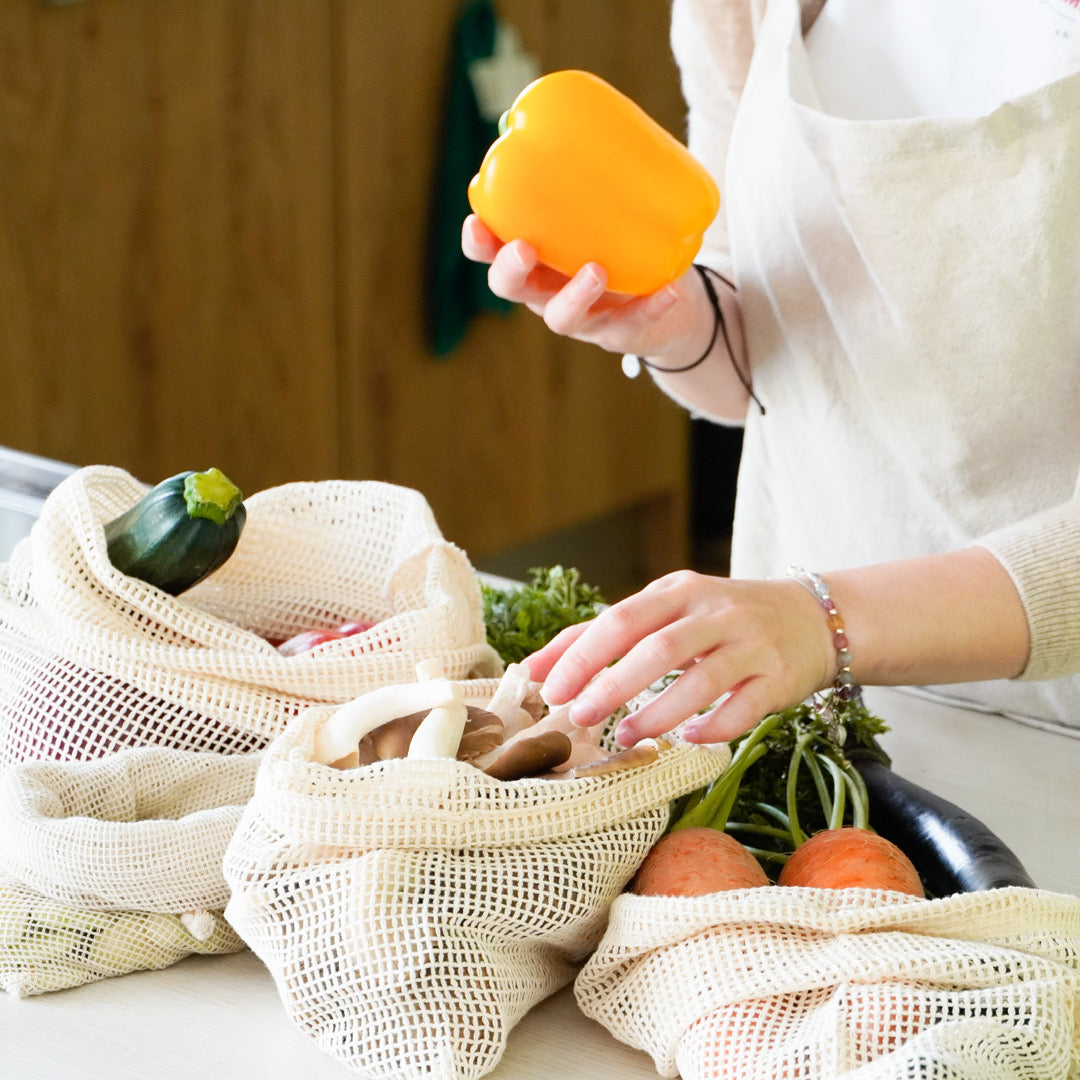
top-left (724, 0), bottom-right (1080, 731)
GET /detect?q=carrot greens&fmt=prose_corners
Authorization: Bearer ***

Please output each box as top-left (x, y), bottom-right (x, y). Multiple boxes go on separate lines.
top-left (668, 695), bottom-right (890, 876)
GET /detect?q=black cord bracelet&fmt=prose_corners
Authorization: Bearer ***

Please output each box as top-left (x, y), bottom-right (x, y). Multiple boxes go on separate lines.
top-left (624, 263), bottom-right (765, 414)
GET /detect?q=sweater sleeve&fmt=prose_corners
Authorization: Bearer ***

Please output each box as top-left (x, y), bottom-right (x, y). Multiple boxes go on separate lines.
top-left (976, 494), bottom-right (1080, 682)
top-left (658, 0), bottom-right (826, 426)
top-left (671, 0), bottom-right (825, 274)
top-left (670, 0), bottom-right (760, 276)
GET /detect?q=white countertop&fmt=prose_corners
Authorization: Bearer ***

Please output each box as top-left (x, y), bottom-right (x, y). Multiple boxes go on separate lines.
top-left (3, 685), bottom-right (1078, 1079)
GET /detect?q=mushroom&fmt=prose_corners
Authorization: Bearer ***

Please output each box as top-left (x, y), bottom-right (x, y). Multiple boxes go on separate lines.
top-left (562, 739), bottom-right (664, 779)
top-left (347, 706), bottom-right (504, 766)
top-left (455, 707), bottom-right (505, 761)
top-left (312, 678), bottom-right (462, 765)
top-left (408, 697), bottom-right (470, 759)
top-left (481, 729), bottom-right (574, 781)
top-left (519, 684), bottom-right (547, 724)
top-left (484, 662), bottom-right (541, 739)
top-left (551, 714), bottom-right (609, 772)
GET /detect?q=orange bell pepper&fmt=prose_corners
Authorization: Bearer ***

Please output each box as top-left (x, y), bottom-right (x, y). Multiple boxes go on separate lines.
top-left (467, 69), bottom-right (720, 296)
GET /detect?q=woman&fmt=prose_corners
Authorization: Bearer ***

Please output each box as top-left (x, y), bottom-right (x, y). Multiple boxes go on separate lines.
top-left (462, 0), bottom-right (1080, 748)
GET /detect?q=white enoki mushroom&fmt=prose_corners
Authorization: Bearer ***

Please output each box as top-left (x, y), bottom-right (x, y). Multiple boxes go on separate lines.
top-left (407, 697), bottom-right (470, 759)
top-left (312, 678), bottom-right (462, 765)
top-left (484, 662), bottom-right (540, 739)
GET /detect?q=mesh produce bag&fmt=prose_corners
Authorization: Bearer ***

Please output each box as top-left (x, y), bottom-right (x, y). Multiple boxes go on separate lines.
top-left (0, 466), bottom-right (500, 765)
top-left (0, 744), bottom-right (260, 997)
top-left (575, 885), bottom-right (1080, 1080)
top-left (222, 692), bottom-right (730, 1080)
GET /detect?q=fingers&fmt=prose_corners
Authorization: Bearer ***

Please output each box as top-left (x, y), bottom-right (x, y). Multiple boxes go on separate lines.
top-left (618, 664), bottom-right (780, 747)
top-left (541, 263), bottom-right (609, 335)
top-left (682, 682), bottom-right (778, 743)
top-left (528, 574), bottom-right (829, 748)
top-left (462, 217), bottom-right (565, 302)
top-left (463, 216), bottom-right (689, 355)
top-left (538, 574), bottom-right (706, 715)
top-left (461, 214), bottom-right (501, 263)
top-left (487, 238), bottom-right (576, 309)
top-left (524, 621), bottom-right (592, 684)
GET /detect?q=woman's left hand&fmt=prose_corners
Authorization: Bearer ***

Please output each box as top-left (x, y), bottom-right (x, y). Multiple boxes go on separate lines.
top-left (525, 571), bottom-right (835, 746)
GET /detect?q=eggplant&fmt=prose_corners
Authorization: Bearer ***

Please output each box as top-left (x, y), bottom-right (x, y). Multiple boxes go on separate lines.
top-left (846, 745), bottom-right (1036, 896)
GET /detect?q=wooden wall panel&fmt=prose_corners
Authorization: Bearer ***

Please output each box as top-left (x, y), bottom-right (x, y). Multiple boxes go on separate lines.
top-left (333, 0), bottom-right (690, 561)
top-left (0, 0), bottom-right (340, 495)
top-left (0, 0), bottom-right (691, 575)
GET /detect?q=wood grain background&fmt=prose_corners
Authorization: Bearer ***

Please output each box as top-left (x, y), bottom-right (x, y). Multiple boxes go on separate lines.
top-left (0, 0), bottom-right (692, 582)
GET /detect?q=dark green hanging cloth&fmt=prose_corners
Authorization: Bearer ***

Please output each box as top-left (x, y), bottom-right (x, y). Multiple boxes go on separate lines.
top-left (424, 0), bottom-right (514, 356)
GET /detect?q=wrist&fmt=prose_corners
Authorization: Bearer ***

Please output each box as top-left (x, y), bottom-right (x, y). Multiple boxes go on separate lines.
top-left (621, 265), bottom-right (719, 377)
top-left (804, 550), bottom-right (1029, 690)
top-left (624, 265), bottom-right (764, 414)
top-left (786, 567), bottom-right (858, 698)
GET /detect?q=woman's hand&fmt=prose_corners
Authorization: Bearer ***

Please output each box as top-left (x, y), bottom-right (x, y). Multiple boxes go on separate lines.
top-left (462, 214), bottom-right (707, 363)
top-left (524, 571), bottom-right (836, 747)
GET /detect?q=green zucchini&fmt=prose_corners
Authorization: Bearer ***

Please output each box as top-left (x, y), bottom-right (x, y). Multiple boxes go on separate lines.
top-left (104, 467), bottom-right (246, 595)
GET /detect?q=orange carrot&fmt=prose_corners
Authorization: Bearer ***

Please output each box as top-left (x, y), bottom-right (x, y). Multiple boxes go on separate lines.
top-left (632, 826), bottom-right (771, 897)
top-left (776, 827), bottom-right (924, 897)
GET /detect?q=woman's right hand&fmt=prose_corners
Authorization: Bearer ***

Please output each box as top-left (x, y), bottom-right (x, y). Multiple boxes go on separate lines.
top-left (461, 214), bottom-right (710, 365)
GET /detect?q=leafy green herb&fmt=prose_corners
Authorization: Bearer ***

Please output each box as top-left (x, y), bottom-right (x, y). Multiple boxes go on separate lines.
top-left (481, 565), bottom-right (606, 667)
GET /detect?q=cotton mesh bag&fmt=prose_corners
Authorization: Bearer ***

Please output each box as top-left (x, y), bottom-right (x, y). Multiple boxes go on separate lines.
top-left (575, 884), bottom-right (1080, 1080)
top-left (0, 744), bottom-right (260, 997)
top-left (0, 466), bottom-right (500, 765)
top-left (222, 690), bottom-right (730, 1080)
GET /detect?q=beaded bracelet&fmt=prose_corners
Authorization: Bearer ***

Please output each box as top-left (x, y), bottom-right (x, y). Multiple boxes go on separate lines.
top-left (621, 264), bottom-right (765, 413)
top-left (786, 565), bottom-right (858, 701)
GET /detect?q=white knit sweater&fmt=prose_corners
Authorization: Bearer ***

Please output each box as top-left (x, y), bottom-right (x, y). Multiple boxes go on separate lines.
top-left (668, 0), bottom-right (1080, 729)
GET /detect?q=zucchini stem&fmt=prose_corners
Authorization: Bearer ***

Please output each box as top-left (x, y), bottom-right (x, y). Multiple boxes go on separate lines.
top-left (183, 468), bottom-right (244, 525)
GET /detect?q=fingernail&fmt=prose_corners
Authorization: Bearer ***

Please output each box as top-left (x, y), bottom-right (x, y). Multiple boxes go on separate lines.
top-left (512, 244), bottom-right (531, 272)
top-left (569, 695), bottom-right (600, 727)
top-left (540, 680), bottom-right (567, 707)
top-left (614, 718), bottom-right (637, 746)
top-left (581, 264), bottom-right (606, 291)
top-left (681, 720), bottom-right (703, 741)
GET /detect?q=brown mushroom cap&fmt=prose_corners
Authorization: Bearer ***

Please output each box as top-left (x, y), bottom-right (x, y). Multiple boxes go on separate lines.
top-left (456, 706), bottom-right (505, 760)
top-left (565, 740), bottom-right (660, 778)
top-left (356, 705), bottom-right (505, 764)
top-left (482, 730), bottom-right (573, 781)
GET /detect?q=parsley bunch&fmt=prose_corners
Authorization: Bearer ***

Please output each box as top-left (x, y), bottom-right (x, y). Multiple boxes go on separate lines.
top-left (481, 565), bottom-right (605, 667)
